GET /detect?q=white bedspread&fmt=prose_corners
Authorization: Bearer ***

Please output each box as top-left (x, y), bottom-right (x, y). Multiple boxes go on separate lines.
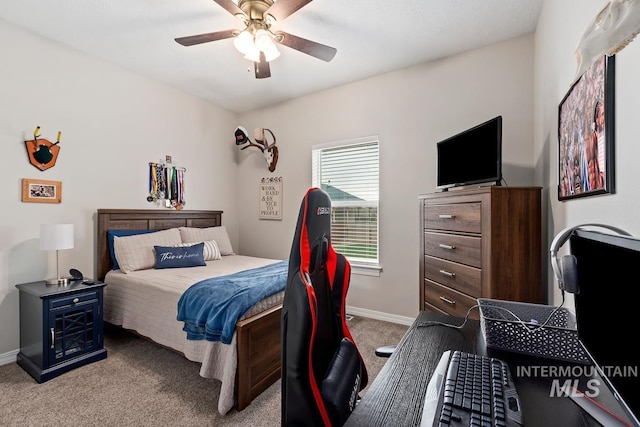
top-left (103, 255), bottom-right (284, 415)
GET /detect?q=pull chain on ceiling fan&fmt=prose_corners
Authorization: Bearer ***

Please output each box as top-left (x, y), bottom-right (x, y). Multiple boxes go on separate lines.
top-left (175, 0), bottom-right (337, 79)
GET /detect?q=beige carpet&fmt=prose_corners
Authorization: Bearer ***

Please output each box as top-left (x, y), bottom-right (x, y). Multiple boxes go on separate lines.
top-left (0, 316), bottom-right (408, 427)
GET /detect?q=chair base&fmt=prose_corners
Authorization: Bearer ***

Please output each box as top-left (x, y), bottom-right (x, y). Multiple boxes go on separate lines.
top-left (375, 345), bottom-right (396, 358)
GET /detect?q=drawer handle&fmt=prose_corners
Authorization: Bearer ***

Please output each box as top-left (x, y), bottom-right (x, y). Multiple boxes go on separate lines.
top-left (72, 298), bottom-right (79, 304)
top-left (439, 296), bottom-right (456, 305)
top-left (50, 328), bottom-right (55, 349)
top-left (438, 214), bottom-right (455, 219)
top-left (439, 269), bottom-right (456, 277)
top-left (438, 244), bottom-right (456, 250)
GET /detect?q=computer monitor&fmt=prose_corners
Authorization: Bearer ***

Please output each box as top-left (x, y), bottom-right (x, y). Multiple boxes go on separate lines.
top-left (570, 229), bottom-right (640, 426)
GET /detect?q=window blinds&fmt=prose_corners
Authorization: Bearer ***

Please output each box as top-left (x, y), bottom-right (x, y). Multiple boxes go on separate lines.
top-left (312, 138), bottom-right (379, 263)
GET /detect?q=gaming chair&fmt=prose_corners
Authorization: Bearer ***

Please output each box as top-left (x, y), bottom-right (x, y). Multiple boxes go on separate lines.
top-left (281, 188), bottom-right (368, 427)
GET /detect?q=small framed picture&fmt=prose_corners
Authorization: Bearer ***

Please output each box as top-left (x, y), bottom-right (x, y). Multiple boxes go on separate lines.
top-left (21, 178), bottom-right (62, 203)
top-left (558, 55), bottom-right (615, 200)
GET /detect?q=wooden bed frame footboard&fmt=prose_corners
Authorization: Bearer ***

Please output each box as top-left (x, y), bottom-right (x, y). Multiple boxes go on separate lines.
top-left (236, 304), bottom-right (282, 410)
top-left (96, 209), bottom-right (282, 412)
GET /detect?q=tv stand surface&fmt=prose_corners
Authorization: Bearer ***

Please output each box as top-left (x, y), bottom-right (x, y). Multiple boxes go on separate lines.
top-left (439, 180), bottom-right (502, 193)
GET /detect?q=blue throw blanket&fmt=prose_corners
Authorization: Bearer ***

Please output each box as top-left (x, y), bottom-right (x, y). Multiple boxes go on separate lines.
top-left (177, 260), bottom-right (288, 344)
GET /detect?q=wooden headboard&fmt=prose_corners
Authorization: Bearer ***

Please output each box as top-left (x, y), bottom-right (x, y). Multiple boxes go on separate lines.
top-left (96, 209), bottom-right (223, 280)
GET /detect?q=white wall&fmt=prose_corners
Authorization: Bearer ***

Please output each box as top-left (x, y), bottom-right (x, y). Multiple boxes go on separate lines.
top-left (10, 0), bottom-right (633, 357)
top-left (237, 35), bottom-right (536, 320)
top-left (534, 0), bottom-right (640, 305)
top-left (0, 21), bottom-right (238, 356)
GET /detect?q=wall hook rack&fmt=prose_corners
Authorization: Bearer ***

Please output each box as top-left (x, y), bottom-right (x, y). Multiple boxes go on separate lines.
top-left (147, 156), bottom-right (187, 209)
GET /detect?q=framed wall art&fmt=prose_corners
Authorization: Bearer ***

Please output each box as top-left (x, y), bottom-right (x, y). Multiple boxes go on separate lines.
top-left (558, 55), bottom-right (615, 201)
top-left (21, 178), bottom-right (62, 203)
top-left (259, 176), bottom-right (282, 220)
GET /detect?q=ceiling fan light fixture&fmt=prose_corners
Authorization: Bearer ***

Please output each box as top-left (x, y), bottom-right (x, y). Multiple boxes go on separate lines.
top-left (177, 0), bottom-right (335, 77)
top-left (243, 46), bottom-right (261, 62)
top-left (233, 29), bottom-right (254, 55)
top-left (255, 29), bottom-right (280, 61)
top-left (234, 26), bottom-right (280, 62)
top-left (263, 45), bottom-right (280, 62)
top-left (254, 29), bottom-right (273, 50)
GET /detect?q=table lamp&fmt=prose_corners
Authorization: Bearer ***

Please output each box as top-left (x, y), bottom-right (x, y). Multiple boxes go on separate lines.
top-left (40, 223), bottom-right (74, 285)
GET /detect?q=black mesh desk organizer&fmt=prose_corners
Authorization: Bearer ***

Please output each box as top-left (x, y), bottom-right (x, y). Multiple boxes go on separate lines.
top-left (478, 298), bottom-right (590, 364)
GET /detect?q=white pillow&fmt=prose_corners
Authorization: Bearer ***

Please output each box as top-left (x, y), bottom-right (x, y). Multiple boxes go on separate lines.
top-left (174, 240), bottom-right (222, 261)
top-left (179, 226), bottom-right (235, 256)
top-left (114, 228), bottom-right (182, 273)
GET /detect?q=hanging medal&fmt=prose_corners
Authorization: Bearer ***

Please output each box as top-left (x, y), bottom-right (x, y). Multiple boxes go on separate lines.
top-left (177, 168), bottom-right (185, 207)
top-left (157, 163), bottom-right (165, 199)
top-left (170, 167), bottom-right (178, 206)
top-left (147, 163), bottom-right (154, 202)
top-left (148, 163), bottom-right (158, 202)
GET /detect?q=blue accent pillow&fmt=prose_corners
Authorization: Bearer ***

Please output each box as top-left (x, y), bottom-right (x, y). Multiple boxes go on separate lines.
top-left (108, 229), bottom-right (159, 270)
top-left (154, 242), bottom-right (206, 269)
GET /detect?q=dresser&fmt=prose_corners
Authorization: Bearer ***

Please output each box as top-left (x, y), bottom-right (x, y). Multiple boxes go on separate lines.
top-left (419, 186), bottom-right (542, 319)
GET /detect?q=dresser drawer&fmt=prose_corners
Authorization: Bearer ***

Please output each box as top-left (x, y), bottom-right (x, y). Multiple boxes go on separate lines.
top-left (424, 279), bottom-right (479, 319)
top-left (423, 202), bottom-right (481, 233)
top-left (423, 232), bottom-right (481, 268)
top-left (424, 255), bottom-right (481, 297)
top-left (49, 291), bottom-right (98, 310)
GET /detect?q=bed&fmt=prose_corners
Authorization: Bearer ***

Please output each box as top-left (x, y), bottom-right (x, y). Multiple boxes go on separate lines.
top-left (96, 209), bottom-right (283, 414)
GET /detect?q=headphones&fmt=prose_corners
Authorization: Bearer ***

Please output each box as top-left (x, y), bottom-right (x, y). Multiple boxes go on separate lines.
top-left (550, 223), bottom-right (631, 294)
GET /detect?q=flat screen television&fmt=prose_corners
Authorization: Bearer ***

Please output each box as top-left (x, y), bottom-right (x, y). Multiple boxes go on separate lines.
top-left (570, 229), bottom-right (640, 426)
top-left (436, 116), bottom-right (502, 190)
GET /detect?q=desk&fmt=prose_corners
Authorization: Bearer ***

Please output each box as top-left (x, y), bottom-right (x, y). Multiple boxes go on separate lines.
top-left (346, 311), bottom-right (634, 427)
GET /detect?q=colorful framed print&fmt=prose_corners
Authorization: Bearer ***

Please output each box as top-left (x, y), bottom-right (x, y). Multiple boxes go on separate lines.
top-left (558, 55), bottom-right (615, 200)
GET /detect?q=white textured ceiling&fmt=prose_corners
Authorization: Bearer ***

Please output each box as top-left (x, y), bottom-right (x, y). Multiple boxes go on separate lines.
top-left (0, 0), bottom-right (543, 113)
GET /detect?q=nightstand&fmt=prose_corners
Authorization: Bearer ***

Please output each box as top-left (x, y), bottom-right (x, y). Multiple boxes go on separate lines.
top-left (15, 280), bottom-right (107, 383)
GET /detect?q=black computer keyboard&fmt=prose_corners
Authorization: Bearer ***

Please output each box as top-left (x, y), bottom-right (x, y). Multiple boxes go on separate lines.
top-left (422, 350), bottom-right (524, 427)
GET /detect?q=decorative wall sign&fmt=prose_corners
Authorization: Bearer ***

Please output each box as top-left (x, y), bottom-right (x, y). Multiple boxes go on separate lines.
top-left (25, 126), bottom-right (62, 171)
top-left (558, 55), bottom-right (615, 200)
top-left (22, 178), bottom-right (62, 203)
top-left (259, 177), bottom-right (282, 220)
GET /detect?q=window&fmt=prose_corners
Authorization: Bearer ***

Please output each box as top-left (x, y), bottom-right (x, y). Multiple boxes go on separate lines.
top-left (312, 136), bottom-right (379, 271)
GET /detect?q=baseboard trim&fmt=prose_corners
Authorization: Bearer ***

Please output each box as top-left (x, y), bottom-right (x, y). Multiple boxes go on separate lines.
top-left (0, 349), bottom-right (18, 366)
top-left (346, 306), bottom-right (414, 326)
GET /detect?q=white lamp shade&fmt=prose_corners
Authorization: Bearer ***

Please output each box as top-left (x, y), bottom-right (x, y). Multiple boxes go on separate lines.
top-left (262, 43), bottom-right (280, 62)
top-left (234, 28), bottom-right (280, 63)
top-left (243, 45), bottom-right (261, 62)
top-left (254, 29), bottom-right (280, 61)
top-left (254, 29), bottom-right (273, 50)
top-left (40, 224), bottom-right (74, 251)
top-left (233, 30), bottom-right (254, 55)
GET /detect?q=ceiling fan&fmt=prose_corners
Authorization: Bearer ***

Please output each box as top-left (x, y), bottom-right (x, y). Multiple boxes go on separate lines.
top-left (175, 0), bottom-right (337, 79)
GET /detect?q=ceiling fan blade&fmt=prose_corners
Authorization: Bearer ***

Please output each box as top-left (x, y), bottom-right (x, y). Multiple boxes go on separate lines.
top-left (213, 0), bottom-right (245, 18)
top-left (265, 0), bottom-right (312, 23)
top-left (254, 52), bottom-right (271, 79)
top-left (175, 29), bottom-right (235, 46)
top-left (275, 31), bottom-right (337, 62)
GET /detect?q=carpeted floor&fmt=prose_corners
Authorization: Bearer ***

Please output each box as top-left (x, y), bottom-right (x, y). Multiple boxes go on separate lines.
top-left (0, 316), bottom-right (408, 427)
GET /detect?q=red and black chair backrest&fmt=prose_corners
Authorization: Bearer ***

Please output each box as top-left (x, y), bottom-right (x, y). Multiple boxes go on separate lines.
top-left (281, 188), bottom-right (368, 426)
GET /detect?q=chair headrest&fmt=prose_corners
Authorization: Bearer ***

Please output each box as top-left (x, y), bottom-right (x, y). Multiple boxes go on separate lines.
top-left (288, 188), bottom-right (332, 277)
